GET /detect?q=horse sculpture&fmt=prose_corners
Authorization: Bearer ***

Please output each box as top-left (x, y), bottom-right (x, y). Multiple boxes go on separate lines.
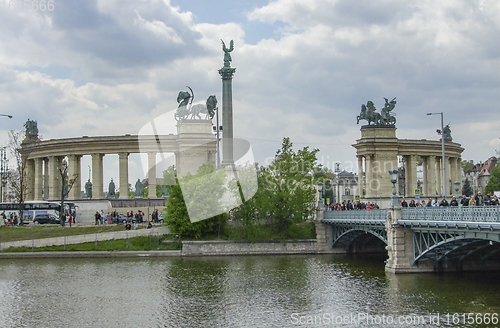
top-left (175, 90), bottom-right (218, 121)
top-left (357, 98), bottom-right (396, 126)
top-left (357, 101), bottom-right (381, 125)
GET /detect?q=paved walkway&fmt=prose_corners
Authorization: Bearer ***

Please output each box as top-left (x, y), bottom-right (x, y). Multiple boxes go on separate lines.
top-left (0, 226), bottom-right (170, 251)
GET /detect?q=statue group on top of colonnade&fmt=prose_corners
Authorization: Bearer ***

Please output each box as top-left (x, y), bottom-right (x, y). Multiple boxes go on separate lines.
top-left (23, 119), bottom-right (39, 142)
top-left (175, 86), bottom-right (218, 121)
top-left (357, 97), bottom-right (397, 126)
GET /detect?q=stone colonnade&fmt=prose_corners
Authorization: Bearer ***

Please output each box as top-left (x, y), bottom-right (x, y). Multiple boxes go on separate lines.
top-left (21, 121), bottom-right (216, 201)
top-left (354, 126), bottom-right (464, 204)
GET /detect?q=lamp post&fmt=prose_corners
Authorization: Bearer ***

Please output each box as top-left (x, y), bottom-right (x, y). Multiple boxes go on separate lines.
top-left (0, 114), bottom-right (12, 119)
top-left (389, 169), bottom-right (399, 206)
top-left (318, 182), bottom-right (324, 209)
top-left (454, 181), bottom-right (460, 199)
top-left (427, 112), bottom-right (446, 197)
top-left (0, 147), bottom-right (7, 202)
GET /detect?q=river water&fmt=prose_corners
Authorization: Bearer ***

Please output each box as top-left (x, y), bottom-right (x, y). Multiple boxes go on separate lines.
top-left (0, 254), bottom-right (499, 327)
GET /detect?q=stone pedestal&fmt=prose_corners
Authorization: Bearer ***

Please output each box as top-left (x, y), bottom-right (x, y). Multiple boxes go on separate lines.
top-left (175, 120), bottom-right (216, 178)
top-left (354, 126), bottom-right (398, 203)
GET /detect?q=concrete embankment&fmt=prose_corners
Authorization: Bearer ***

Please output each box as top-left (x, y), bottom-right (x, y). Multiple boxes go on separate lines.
top-left (0, 237), bottom-right (330, 259)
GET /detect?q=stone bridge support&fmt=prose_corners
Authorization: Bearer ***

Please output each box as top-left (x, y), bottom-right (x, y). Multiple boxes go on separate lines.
top-left (385, 206), bottom-right (434, 273)
top-left (315, 209), bottom-right (334, 253)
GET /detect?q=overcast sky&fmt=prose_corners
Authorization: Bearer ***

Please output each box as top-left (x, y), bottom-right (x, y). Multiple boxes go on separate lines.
top-left (1, 0), bottom-right (500, 192)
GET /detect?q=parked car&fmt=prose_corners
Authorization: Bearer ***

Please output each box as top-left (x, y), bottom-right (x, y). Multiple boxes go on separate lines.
top-left (111, 214), bottom-right (135, 224)
top-left (33, 214), bottom-right (60, 225)
top-left (157, 214), bottom-right (164, 224)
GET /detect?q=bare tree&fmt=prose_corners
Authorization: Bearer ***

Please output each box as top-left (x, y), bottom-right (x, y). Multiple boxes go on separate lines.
top-left (58, 158), bottom-right (78, 226)
top-left (8, 131), bottom-right (28, 218)
top-left (8, 129), bottom-right (43, 220)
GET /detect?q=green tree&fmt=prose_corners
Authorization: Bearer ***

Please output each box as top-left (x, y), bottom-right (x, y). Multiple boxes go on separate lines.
top-left (485, 165), bottom-right (500, 193)
top-left (462, 178), bottom-right (473, 197)
top-left (163, 164), bottom-right (227, 239)
top-left (233, 137), bottom-right (320, 238)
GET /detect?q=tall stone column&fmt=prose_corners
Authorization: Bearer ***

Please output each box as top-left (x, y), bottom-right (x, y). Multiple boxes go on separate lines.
top-left (436, 158), bottom-right (442, 196)
top-left (67, 155), bottom-right (81, 200)
top-left (446, 157), bottom-right (452, 197)
top-left (365, 155), bottom-right (373, 198)
top-left (148, 152), bottom-right (157, 199)
top-left (91, 153), bottom-right (104, 199)
top-left (119, 152), bottom-right (129, 199)
top-left (422, 156), bottom-right (428, 197)
top-left (218, 43), bottom-right (236, 167)
top-left (48, 156), bottom-right (61, 200)
top-left (34, 158), bottom-right (43, 200)
top-left (405, 155), bottom-right (417, 198)
top-left (456, 158), bottom-right (462, 187)
top-left (25, 159), bottom-right (35, 201)
top-left (43, 158), bottom-right (49, 200)
top-left (427, 156), bottom-right (436, 196)
top-left (357, 156), bottom-right (364, 196)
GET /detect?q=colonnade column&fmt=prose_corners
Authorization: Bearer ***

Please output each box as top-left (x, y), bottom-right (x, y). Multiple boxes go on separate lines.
top-left (34, 158), bottom-right (43, 200)
top-left (91, 153), bottom-right (104, 199)
top-left (119, 153), bottom-right (129, 199)
top-left (456, 158), bottom-right (462, 188)
top-left (427, 156), bottom-right (437, 196)
top-left (67, 155), bottom-right (81, 200)
top-left (446, 157), bottom-right (452, 197)
top-left (25, 159), bottom-right (35, 201)
top-left (405, 155), bottom-right (417, 198)
top-left (357, 155), bottom-right (364, 196)
top-left (43, 158), bottom-right (49, 200)
top-left (365, 155), bottom-right (373, 198)
top-left (422, 156), bottom-right (428, 197)
top-left (148, 152), bottom-right (157, 199)
top-left (48, 156), bottom-right (61, 200)
top-left (436, 158), bottom-right (442, 196)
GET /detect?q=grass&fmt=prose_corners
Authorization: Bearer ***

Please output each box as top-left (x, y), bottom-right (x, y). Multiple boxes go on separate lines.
top-left (1, 235), bottom-right (181, 252)
top-left (0, 224), bottom-right (147, 243)
top-left (189, 221), bottom-right (317, 241)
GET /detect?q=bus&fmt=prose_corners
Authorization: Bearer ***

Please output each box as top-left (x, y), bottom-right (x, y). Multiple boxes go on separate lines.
top-left (0, 201), bottom-right (78, 221)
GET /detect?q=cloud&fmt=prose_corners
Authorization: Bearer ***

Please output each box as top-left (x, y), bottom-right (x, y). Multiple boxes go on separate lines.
top-left (0, 0), bottom-right (499, 181)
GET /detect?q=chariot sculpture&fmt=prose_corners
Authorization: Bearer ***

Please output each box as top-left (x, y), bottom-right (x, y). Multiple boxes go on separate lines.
top-left (357, 97), bottom-right (397, 126)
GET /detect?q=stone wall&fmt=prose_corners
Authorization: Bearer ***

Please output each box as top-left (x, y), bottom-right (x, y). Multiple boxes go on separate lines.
top-left (181, 240), bottom-right (318, 256)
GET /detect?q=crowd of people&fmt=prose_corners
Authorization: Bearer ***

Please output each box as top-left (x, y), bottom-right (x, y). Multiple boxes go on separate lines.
top-left (324, 191), bottom-right (499, 210)
top-left (2, 212), bottom-right (21, 226)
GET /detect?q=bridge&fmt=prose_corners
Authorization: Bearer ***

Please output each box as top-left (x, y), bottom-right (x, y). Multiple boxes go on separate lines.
top-left (316, 206), bottom-right (500, 273)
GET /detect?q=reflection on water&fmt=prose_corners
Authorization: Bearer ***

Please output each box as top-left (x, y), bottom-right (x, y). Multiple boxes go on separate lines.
top-left (0, 254), bottom-right (499, 327)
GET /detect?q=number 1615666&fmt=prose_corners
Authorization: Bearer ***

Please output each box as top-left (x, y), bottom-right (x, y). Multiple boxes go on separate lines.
top-left (2, 0), bottom-right (55, 12)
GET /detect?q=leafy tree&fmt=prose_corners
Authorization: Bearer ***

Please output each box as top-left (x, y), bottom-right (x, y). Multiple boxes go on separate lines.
top-left (232, 137), bottom-right (320, 238)
top-left (163, 163), bottom-right (227, 239)
top-left (462, 178), bottom-right (473, 197)
top-left (485, 165), bottom-right (500, 193)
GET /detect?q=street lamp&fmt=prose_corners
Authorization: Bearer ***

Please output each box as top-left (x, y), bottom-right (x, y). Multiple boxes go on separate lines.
top-left (0, 147), bottom-right (7, 202)
top-left (454, 181), bottom-right (460, 199)
top-left (318, 182), bottom-right (324, 208)
top-left (427, 112), bottom-right (446, 198)
top-left (0, 114), bottom-right (12, 119)
top-left (389, 169), bottom-right (399, 206)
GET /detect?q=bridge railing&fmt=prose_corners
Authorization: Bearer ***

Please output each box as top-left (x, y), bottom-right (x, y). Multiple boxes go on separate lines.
top-left (401, 206), bottom-right (500, 222)
top-left (323, 209), bottom-right (387, 221)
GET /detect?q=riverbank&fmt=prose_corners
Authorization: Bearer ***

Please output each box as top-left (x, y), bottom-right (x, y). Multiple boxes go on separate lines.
top-left (0, 239), bottom-right (338, 259)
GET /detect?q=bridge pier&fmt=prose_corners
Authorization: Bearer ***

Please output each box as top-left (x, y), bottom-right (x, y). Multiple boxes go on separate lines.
top-left (385, 206), bottom-right (434, 273)
top-left (315, 209), bottom-right (336, 253)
